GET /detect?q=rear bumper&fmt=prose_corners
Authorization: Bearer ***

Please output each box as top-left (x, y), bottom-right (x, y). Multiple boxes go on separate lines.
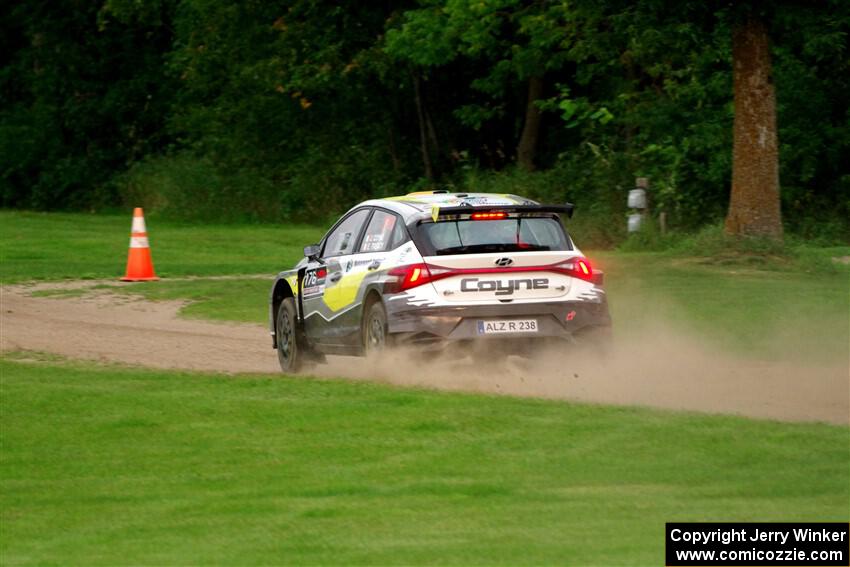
top-left (385, 297), bottom-right (611, 345)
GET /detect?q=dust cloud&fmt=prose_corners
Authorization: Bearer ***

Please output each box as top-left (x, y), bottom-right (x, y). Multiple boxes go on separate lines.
top-left (317, 318), bottom-right (849, 425)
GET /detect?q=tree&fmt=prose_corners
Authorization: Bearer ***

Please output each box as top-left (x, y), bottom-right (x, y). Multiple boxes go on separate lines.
top-left (725, 13), bottom-right (783, 240)
top-left (385, 0), bottom-right (575, 172)
top-left (516, 75), bottom-right (544, 171)
top-left (0, 0), bottom-right (175, 209)
top-left (2, 0), bottom-right (847, 236)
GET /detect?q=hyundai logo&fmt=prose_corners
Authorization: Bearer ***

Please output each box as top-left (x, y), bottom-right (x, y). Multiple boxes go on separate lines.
top-left (494, 257), bottom-right (514, 267)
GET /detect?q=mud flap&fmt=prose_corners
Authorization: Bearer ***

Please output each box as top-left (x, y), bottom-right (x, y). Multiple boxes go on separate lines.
top-left (296, 266), bottom-right (307, 330)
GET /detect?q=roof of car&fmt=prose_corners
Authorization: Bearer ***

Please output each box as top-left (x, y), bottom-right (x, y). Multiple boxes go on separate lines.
top-left (358, 191), bottom-right (539, 221)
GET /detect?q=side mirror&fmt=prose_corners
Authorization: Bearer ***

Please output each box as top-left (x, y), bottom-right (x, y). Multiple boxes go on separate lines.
top-left (303, 244), bottom-right (321, 260)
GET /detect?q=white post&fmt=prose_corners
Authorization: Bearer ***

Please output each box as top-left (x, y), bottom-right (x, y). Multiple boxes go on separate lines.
top-left (627, 177), bottom-right (649, 233)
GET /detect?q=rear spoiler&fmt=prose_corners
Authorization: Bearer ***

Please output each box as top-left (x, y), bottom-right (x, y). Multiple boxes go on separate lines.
top-left (433, 203), bottom-right (574, 219)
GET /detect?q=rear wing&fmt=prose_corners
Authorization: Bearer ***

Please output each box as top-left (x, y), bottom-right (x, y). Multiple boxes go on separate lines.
top-left (432, 203), bottom-right (574, 219)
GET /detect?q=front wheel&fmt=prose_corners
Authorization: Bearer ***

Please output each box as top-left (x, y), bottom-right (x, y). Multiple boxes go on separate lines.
top-left (363, 300), bottom-right (389, 355)
top-left (276, 298), bottom-right (304, 373)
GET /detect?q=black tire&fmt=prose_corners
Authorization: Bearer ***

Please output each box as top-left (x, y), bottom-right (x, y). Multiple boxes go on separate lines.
top-left (363, 299), bottom-right (389, 355)
top-left (276, 297), bottom-right (304, 373)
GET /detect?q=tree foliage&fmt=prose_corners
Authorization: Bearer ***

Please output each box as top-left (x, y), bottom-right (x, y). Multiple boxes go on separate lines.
top-left (1, 0), bottom-right (175, 209)
top-left (1, 0), bottom-right (847, 239)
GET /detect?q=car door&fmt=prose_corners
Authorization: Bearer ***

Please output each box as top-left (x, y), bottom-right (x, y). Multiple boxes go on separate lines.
top-left (302, 207), bottom-right (372, 344)
top-left (331, 209), bottom-right (405, 344)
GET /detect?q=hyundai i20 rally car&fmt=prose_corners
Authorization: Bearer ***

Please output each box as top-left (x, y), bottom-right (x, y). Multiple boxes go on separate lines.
top-left (269, 191), bottom-right (612, 372)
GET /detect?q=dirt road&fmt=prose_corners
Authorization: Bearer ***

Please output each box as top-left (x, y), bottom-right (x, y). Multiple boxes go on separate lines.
top-left (2, 280), bottom-right (847, 425)
top-left (1, 281), bottom-right (279, 374)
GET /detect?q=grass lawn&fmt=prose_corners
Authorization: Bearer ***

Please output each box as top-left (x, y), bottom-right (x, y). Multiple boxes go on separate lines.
top-left (0, 210), bottom-right (324, 282)
top-left (1, 357), bottom-right (848, 565)
top-left (595, 252), bottom-right (850, 363)
top-left (93, 279), bottom-right (274, 324)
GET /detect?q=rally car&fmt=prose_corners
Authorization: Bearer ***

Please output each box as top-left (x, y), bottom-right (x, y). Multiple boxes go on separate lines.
top-left (269, 191), bottom-right (612, 372)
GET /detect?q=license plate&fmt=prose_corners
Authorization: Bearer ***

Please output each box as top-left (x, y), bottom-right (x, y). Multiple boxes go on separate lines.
top-left (477, 319), bottom-right (538, 334)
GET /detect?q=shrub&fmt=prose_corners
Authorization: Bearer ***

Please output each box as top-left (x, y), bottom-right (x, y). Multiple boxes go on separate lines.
top-left (116, 154), bottom-right (284, 223)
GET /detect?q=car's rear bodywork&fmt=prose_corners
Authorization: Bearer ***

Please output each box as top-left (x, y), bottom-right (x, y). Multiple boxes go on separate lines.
top-left (269, 192), bottom-right (611, 361)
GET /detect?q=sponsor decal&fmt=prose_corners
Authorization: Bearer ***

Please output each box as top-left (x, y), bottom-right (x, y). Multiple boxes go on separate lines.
top-left (302, 267), bottom-right (327, 298)
top-left (348, 258), bottom-right (383, 268)
top-left (460, 277), bottom-right (549, 296)
top-left (461, 196), bottom-right (513, 206)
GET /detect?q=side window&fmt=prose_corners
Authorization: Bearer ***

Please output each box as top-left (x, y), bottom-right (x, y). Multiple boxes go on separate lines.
top-left (390, 217), bottom-right (408, 249)
top-left (359, 210), bottom-right (401, 253)
top-left (323, 209), bottom-right (371, 258)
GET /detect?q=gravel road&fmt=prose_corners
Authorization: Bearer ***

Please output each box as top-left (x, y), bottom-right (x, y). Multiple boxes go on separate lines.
top-left (2, 280), bottom-right (847, 425)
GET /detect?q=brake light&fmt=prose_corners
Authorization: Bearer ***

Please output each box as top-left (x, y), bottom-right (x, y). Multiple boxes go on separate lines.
top-left (556, 257), bottom-right (594, 282)
top-left (386, 263), bottom-right (456, 292)
top-left (471, 212), bottom-right (507, 220)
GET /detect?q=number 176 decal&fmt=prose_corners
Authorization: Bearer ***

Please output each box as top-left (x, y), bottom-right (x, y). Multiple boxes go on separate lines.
top-left (302, 267), bottom-right (327, 297)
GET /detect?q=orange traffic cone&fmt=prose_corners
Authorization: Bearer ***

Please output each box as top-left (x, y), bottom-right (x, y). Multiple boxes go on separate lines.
top-left (121, 208), bottom-right (159, 281)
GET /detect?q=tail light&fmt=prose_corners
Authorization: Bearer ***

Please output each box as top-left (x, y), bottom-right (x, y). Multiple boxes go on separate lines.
top-left (386, 263), bottom-right (453, 293)
top-left (554, 257), bottom-right (594, 282)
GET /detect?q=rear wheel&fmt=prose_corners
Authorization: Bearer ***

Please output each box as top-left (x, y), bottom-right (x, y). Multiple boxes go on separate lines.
top-left (276, 298), bottom-right (304, 373)
top-left (363, 299), bottom-right (389, 355)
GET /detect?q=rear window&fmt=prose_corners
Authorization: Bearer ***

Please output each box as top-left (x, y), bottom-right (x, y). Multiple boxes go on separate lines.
top-left (418, 217), bottom-right (572, 255)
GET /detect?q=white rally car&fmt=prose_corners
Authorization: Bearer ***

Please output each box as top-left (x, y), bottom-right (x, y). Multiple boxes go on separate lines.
top-left (269, 191), bottom-right (612, 372)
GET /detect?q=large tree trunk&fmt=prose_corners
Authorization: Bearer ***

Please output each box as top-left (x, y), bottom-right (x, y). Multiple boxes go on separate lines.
top-left (725, 16), bottom-right (783, 241)
top-left (517, 75), bottom-right (544, 172)
top-left (425, 106), bottom-right (441, 163)
top-left (387, 123), bottom-right (401, 171)
top-left (412, 71), bottom-right (434, 180)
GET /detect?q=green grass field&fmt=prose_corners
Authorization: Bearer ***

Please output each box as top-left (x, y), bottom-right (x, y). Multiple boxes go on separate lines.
top-left (1, 211), bottom-right (848, 564)
top-left (1, 357), bottom-right (847, 565)
top-left (0, 211), bottom-right (323, 282)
